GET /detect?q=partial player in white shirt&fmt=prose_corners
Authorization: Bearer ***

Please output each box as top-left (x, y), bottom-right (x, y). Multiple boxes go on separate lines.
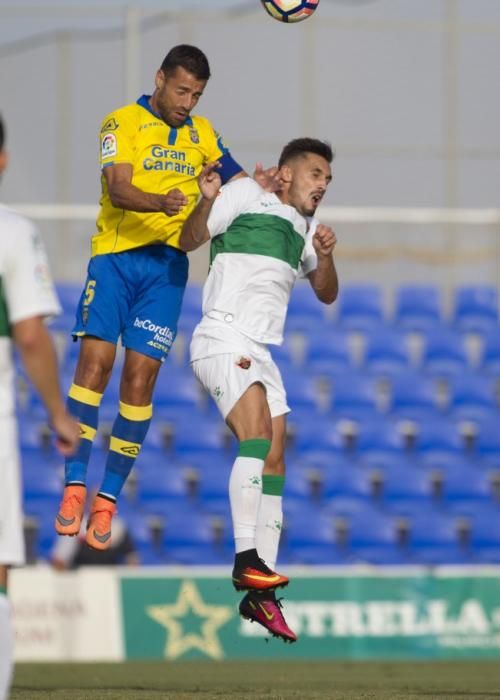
top-left (179, 137), bottom-right (338, 644)
top-left (0, 116), bottom-right (79, 700)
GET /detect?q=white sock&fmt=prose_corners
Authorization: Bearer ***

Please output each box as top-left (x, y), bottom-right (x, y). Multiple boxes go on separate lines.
top-left (256, 493), bottom-right (283, 570)
top-left (0, 594), bottom-right (13, 700)
top-left (229, 456), bottom-right (263, 553)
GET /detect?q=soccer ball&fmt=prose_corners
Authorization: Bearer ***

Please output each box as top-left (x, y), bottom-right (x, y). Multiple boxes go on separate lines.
top-left (261, 0), bottom-right (320, 23)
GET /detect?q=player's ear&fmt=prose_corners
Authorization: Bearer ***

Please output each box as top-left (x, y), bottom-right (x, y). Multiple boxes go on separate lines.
top-left (155, 69), bottom-right (165, 90)
top-left (279, 165), bottom-right (292, 184)
top-left (0, 149), bottom-right (8, 176)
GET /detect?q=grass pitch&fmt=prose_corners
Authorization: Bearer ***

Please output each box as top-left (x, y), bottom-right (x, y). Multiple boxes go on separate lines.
top-left (11, 660), bottom-right (500, 699)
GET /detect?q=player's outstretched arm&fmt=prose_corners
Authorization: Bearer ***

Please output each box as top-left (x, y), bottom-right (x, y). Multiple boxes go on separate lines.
top-left (307, 224), bottom-right (339, 304)
top-left (104, 162), bottom-right (188, 216)
top-left (179, 162), bottom-right (221, 252)
top-left (13, 317), bottom-right (80, 456)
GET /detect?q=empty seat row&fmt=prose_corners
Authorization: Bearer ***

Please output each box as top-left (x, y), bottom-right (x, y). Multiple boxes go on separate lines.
top-left (23, 492), bottom-right (500, 566)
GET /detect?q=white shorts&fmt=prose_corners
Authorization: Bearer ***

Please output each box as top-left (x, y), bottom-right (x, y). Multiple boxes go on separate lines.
top-left (0, 417), bottom-right (25, 566)
top-left (191, 332), bottom-right (290, 420)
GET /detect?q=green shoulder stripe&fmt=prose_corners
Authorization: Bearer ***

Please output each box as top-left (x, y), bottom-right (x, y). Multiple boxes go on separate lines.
top-left (210, 213), bottom-right (305, 269)
top-left (0, 277), bottom-right (10, 337)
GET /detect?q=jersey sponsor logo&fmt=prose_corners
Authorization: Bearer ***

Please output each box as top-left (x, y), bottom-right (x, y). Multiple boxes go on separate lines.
top-left (101, 118), bottom-right (119, 132)
top-left (143, 145), bottom-right (195, 175)
top-left (139, 121), bottom-right (164, 131)
top-left (134, 317), bottom-right (174, 348)
top-left (189, 127), bottom-right (199, 144)
top-left (147, 340), bottom-right (170, 355)
top-left (101, 133), bottom-right (117, 158)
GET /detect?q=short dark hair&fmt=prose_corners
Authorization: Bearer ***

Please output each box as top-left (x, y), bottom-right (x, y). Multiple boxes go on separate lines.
top-left (278, 138), bottom-right (334, 168)
top-left (160, 44), bottom-right (211, 81)
top-left (0, 115), bottom-right (4, 151)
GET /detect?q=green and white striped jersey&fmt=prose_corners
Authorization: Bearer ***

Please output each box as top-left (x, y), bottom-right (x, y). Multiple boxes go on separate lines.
top-left (0, 205), bottom-right (60, 418)
top-left (200, 177), bottom-right (318, 345)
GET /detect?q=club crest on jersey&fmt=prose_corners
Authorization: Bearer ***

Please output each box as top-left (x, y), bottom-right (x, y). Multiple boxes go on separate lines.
top-left (101, 133), bottom-right (117, 158)
top-left (236, 357), bottom-right (252, 370)
top-left (101, 118), bottom-right (119, 132)
top-left (189, 128), bottom-right (200, 144)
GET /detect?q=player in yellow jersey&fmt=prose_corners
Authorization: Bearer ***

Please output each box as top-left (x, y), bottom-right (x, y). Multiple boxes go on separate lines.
top-left (55, 45), bottom-right (271, 551)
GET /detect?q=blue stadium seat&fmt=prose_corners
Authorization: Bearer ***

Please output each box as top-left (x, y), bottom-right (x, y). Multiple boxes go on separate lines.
top-left (453, 285), bottom-right (498, 333)
top-left (55, 281), bottom-right (83, 315)
top-left (363, 327), bottom-right (412, 377)
top-left (162, 510), bottom-right (232, 564)
top-left (289, 282), bottom-right (326, 317)
top-left (448, 373), bottom-right (498, 421)
top-left (380, 466), bottom-right (437, 515)
top-left (480, 328), bottom-right (500, 376)
top-left (305, 330), bottom-right (352, 376)
top-left (441, 467), bottom-right (494, 505)
top-left (289, 414), bottom-right (344, 454)
top-left (337, 284), bottom-right (384, 331)
top-left (23, 497), bottom-right (60, 561)
top-left (197, 467), bottom-right (231, 503)
top-left (389, 373), bottom-right (439, 420)
top-left (470, 508), bottom-right (500, 563)
top-left (291, 449), bottom-right (352, 473)
top-left (476, 418), bottom-right (500, 466)
top-left (347, 508), bottom-right (410, 565)
top-left (285, 371), bottom-right (324, 411)
top-left (153, 369), bottom-right (205, 410)
top-left (136, 465), bottom-right (192, 502)
top-left (416, 451), bottom-right (478, 473)
top-left (271, 337), bottom-right (302, 367)
top-left (331, 373), bottom-right (379, 420)
top-left (17, 416), bottom-right (53, 451)
top-left (414, 417), bottom-right (464, 459)
top-left (285, 508), bottom-right (336, 549)
top-left (408, 511), bottom-right (472, 564)
top-left (50, 281), bottom-right (82, 332)
top-left (21, 449), bottom-right (63, 500)
top-left (162, 506), bottom-right (233, 564)
top-left (322, 467), bottom-right (375, 509)
top-left (172, 417), bottom-right (231, 455)
top-left (421, 328), bottom-right (469, 378)
top-left (355, 417), bottom-right (406, 459)
top-left (181, 283), bottom-right (203, 317)
top-left (393, 284), bottom-right (442, 331)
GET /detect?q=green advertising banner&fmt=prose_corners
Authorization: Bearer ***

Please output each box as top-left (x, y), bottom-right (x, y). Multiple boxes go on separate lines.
top-left (120, 571), bottom-right (500, 660)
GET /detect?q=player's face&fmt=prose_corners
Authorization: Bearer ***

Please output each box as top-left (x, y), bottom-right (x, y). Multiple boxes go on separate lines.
top-left (287, 153), bottom-right (332, 217)
top-left (153, 66), bottom-right (207, 128)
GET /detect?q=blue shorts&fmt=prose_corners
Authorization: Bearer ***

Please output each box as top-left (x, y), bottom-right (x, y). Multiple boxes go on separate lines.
top-left (72, 245), bottom-right (189, 362)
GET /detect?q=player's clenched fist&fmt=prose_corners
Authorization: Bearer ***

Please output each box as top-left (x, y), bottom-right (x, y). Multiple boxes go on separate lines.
top-left (159, 188), bottom-right (189, 216)
top-left (312, 224), bottom-right (336, 257)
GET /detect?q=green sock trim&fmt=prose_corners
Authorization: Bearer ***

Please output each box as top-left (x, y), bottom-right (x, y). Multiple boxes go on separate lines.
top-left (0, 585), bottom-right (6, 596)
top-left (262, 474), bottom-right (285, 496)
top-left (239, 438), bottom-right (271, 460)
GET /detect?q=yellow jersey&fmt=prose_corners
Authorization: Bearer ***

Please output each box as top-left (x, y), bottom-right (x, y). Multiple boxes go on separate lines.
top-left (92, 95), bottom-right (242, 256)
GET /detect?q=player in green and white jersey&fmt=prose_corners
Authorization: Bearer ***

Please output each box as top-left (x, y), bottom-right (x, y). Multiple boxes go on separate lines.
top-left (179, 138), bottom-right (338, 643)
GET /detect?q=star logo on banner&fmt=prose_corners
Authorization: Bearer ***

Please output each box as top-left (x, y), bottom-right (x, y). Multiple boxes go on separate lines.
top-left (146, 580), bottom-right (233, 660)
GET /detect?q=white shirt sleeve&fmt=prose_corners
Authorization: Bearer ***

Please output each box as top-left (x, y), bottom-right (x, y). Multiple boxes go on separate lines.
top-left (207, 177), bottom-right (264, 239)
top-left (299, 218), bottom-right (319, 278)
top-left (2, 213), bottom-right (61, 324)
